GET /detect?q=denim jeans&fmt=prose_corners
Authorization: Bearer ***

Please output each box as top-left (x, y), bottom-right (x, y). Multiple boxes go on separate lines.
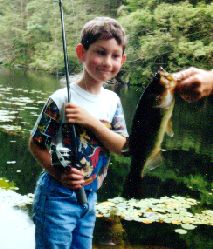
top-left (33, 172), bottom-right (97, 249)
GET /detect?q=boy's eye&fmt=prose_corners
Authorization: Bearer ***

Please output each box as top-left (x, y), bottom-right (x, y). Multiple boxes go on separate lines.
top-left (96, 49), bottom-right (106, 56)
top-left (113, 54), bottom-right (121, 59)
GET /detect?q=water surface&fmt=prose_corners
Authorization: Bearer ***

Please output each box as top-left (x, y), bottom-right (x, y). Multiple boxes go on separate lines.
top-left (0, 68), bottom-right (212, 249)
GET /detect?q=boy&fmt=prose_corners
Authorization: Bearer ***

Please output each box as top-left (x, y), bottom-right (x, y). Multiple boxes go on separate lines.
top-left (29, 16), bottom-right (128, 249)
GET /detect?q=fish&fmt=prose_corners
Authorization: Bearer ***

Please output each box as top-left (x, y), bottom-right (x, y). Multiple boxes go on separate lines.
top-left (123, 68), bottom-right (176, 198)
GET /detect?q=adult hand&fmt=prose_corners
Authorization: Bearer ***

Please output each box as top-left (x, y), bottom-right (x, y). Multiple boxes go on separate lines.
top-left (173, 67), bottom-right (213, 102)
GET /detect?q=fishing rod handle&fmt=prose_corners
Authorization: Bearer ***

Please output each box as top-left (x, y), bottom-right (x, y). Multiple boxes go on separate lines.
top-left (67, 125), bottom-right (87, 205)
top-left (75, 187), bottom-right (88, 205)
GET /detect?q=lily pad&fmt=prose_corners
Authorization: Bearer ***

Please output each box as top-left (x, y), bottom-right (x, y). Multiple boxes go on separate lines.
top-left (174, 229), bottom-right (187, 235)
top-left (181, 224), bottom-right (197, 230)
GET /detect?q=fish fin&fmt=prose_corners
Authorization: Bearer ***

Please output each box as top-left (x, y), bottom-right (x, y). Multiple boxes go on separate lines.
top-left (142, 152), bottom-right (163, 176)
top-left (121, 148), bottom-right (131, 157)
top-left (121, 138), bottom-right (130, 157)
top-left (166, 118), bottom-right (174, 137)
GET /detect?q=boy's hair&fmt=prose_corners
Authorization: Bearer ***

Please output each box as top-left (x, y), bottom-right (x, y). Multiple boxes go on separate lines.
top-left (81, 17), bottom-right (126, 51)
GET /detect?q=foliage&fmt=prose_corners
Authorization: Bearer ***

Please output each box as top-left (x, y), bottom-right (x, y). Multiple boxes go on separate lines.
top-left (119, 1), bottom-right (213, 85)
top-left (0, 0), bottom-right (212, 84)
top-left (0, 0), bottom-right (122, 73)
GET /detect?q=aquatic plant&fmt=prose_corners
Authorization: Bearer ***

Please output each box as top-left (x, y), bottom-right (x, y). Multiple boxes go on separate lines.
top-left (96, 196), bottom-right (213, 234)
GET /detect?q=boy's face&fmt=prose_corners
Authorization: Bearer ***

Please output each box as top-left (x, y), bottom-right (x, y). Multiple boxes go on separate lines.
top-left (76, 38), bottom-right (126, 84)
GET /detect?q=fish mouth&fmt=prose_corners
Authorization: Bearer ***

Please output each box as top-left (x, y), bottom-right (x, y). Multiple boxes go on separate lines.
top-left (159, 67), bottom-right (177, 91)
top-left (155, 68), bottom-right (176, 108)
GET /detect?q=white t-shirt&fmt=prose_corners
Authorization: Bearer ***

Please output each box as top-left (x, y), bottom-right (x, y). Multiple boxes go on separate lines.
top-left (32, 83), bottom-right (128, 190)
top-left (52, 83), bottom-right (126, 126)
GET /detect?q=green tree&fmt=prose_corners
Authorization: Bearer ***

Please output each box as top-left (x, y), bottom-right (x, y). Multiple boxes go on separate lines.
top-left (0, 0), bottom-right (212, 81)
top-left (119, 1), bottom-right (213, 85)
top-left (0, 0), bottom-right (123, 72)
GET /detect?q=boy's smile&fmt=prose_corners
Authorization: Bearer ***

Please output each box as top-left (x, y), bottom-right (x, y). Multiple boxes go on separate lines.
top-left (76, 39), bottom-right (126, 88)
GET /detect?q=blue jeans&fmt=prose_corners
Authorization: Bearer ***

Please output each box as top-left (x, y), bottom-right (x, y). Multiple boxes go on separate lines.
top-left (33, 172), bottom-right (97, 249)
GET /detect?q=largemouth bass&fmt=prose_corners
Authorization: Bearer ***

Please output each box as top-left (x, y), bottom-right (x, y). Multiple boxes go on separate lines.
top-left (124, 68), bottom-right (176, 198)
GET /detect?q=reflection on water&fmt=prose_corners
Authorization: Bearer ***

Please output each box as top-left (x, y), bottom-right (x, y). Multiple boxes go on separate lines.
top-left (0, 68), bottom-right (212, 249)
top-left (0, 204), bottom-right (34, 249)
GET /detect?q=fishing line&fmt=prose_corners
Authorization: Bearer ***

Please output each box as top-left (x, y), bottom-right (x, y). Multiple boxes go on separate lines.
top-left (69, 0), bottom-right (78, 39)
top-left (53, 0), bottom-right (60, 81)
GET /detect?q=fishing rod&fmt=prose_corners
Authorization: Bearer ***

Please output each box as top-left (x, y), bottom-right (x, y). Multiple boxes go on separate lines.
top-left (58, 0), bottom-right (70, 102)
top-left (58, 0), bottom-right (87, 205)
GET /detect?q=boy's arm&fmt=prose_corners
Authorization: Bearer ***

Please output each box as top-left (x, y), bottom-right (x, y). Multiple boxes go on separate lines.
top-left (29, 97), bottom-right (84, 189)
top-left (65, 103), bottom-right (127, 154)
top-left (28, 136), bottom-right (61, 180)
top-left (88, 119), bottom-right (126, 154)
top-left (29, 137), bottom-right (85, 189)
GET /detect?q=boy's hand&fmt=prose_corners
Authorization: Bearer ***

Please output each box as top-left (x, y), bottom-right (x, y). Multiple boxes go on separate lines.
top-left (65, 103), bottom-right (95, 128)
top-left (60, 167), bottom-right (85, 190)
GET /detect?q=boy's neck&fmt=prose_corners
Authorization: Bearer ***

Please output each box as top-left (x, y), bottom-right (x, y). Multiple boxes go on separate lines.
top-left (77, 77), bottom-right (104, 95)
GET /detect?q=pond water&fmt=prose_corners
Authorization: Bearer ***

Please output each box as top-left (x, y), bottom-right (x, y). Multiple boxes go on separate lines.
top-left (0, 68), bottom-right (212, 249)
